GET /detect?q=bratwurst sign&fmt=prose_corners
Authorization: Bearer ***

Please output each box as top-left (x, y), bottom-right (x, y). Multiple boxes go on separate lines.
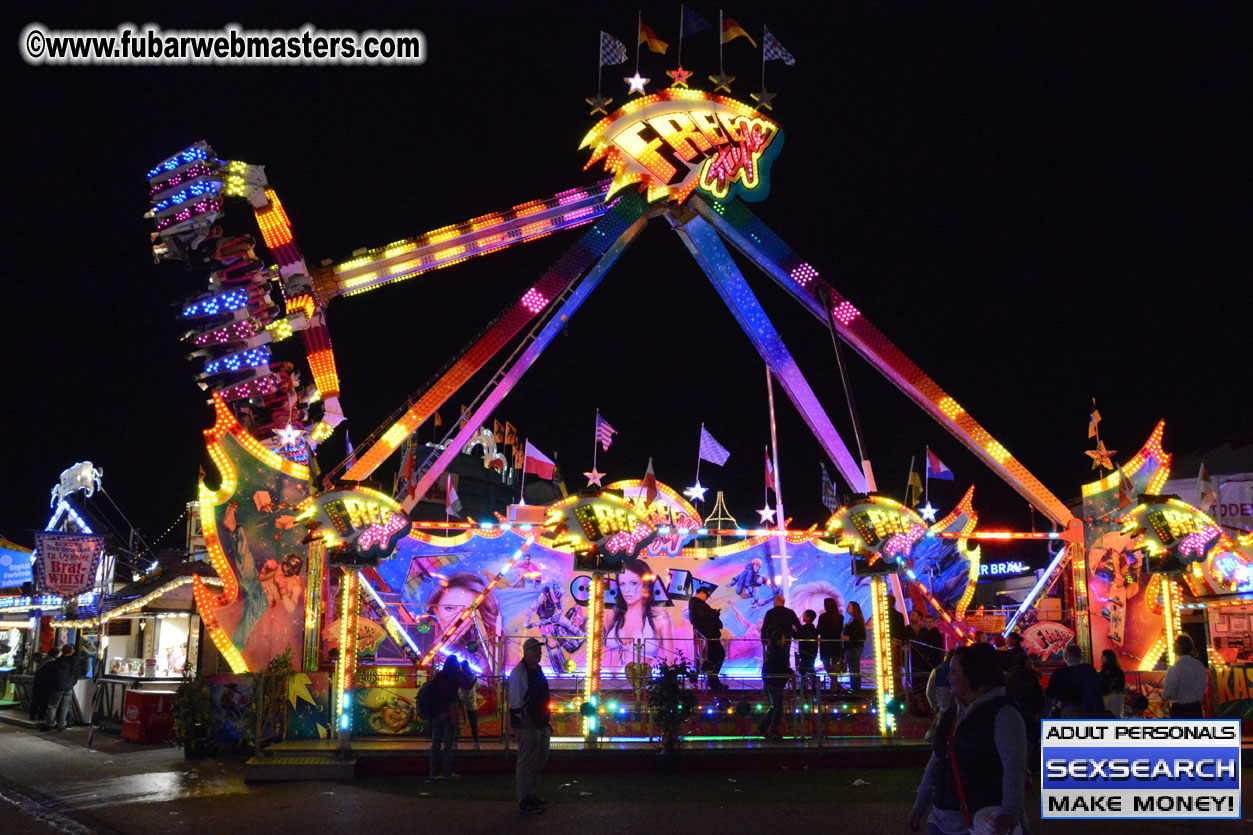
top-left (34, 531), bottom-right (106, 596)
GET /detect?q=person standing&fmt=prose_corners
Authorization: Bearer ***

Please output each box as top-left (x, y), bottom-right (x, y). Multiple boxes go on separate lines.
top-left (688, 588), bottom-right (725, 692)
top-left (429, 655), bottom-right (473, 780)
top-left (1098, 649), bottom-right (1126, 718)
top-left (1162, 634), bottom-right (1208, 719)
top-left (757, 631), bottom-right (792, 740)
top-left (795, 610), bottom-right (820, 696)
top-left (816, 598), bottom-right (845, 689)
top-left (46, 645), bottom-right (79, 732)
top-left (458, 659), bottom-right (481, 750)
top-left (843, 601), bottom-right (867, 694)
top-left (29, 652), bottom-right (55, 722)
top-left (1045, 645), bottom-right (1102, 719)
top-left (910, 643), bottom-right (1027, 835)
top-left (761, 595), bottom-right (801, 648)
top-left (508, 637), bottom-right (551, 815)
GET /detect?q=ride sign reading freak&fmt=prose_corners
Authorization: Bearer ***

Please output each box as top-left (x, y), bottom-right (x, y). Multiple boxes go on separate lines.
top-left (580, 90), bottom-right (782, 204)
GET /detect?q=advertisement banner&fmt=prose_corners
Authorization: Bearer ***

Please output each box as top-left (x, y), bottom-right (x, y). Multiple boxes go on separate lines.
top-left (0, 545), bottom-right (34, 588)
top-left (33, 532), bottom-right (105, 596)
top-left (1042, 720), bottom-right (1241, 819)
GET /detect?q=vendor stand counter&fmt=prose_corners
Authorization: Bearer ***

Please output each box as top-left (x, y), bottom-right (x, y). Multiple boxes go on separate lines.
top-left (96, 675), bottom-right (183, 730)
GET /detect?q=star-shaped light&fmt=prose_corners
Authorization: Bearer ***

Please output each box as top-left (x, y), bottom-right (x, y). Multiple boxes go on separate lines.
top-left (624, 73), bottom-right (650, 95)
top-left (683, 482), bottom-right (708, 503)
top-left (708, 71), bottom-right (734, 93)
top-left (275, 423), bottom-right (302, 447)
top-left (919, 502), bottom-right (938, 523)
top-left (1086, 440), bottom-right (1117, 471)
top-left (667, 66), bottom-right (693, 88)
top-left (585, 94), bottom-right (613, 116)
top-left (757, 504), bottom-right (777, 525)
top-left (751, 86), bottom-right (776, 111)
top-left (584, 467), bottom-right (605, 487)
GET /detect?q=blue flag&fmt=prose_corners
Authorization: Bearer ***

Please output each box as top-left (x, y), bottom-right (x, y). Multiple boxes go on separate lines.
top-left (763, 27), bottom-right (796, 66)
top-left (599, 31), bottom-right (629, 66)
top-left (681, 7), bottom-right (712, 37)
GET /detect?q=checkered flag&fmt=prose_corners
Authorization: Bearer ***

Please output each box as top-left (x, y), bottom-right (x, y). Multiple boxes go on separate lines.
top-left (599, 31), bottom-right (629, 66)
top-left (698, 425), bottom-right (731, 466)
top-left (763, 27), bottom-right (795, 66)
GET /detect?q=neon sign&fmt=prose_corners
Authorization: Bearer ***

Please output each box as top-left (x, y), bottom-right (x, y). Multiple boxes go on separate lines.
top-left (1119, 496), bottom-right (1223, 575)
top-left (826, 495), bottom-right (927, 569)
top-left (580, 90), bottom-right (782, 205)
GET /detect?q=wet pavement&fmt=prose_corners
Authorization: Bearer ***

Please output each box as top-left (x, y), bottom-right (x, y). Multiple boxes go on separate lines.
top-left (1, 722), bottom-right (1250, 834)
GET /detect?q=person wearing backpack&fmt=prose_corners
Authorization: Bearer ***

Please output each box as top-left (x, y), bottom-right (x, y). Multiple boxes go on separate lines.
top-left (428, 655), bottom-right (473, 780)
top-left (508, 637), bottom-right (551, 814)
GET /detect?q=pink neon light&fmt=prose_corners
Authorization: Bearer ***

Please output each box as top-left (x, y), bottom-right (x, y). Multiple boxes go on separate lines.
top-left (557, 187), bottom-right (594, 205)
top-left (883, 524), bottom-right (926, 560)
top-left (561, 207), bottom-right (596, 223)
top-left (520, 287), bottom-right (549, 314)
top-left (790, 263), bottom-right (819, 287)
top-left (604, 520), bottom-right (654, 558)
top-left (832, 300), bottom-right (860, 326)
top-left (1179, 525), bottom-right (1220, 560)
top-left (357, 513), bottom-right (409, 552)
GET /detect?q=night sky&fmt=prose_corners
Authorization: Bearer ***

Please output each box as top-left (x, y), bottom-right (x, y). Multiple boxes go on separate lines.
top-left (6, 2), bottom-right (1251, 561)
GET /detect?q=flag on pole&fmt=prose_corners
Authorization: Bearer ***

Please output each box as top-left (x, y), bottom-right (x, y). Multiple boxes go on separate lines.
top-left (908, 468), bottom-right (924, 507)
top-left (820, 464), bottom-right (839, 513)
top-left (1117, 470), bottom-right (1134, 509)
top-left (599, 31), bottom-right (629, 66)
top-left (763, 27), bottom-right (796, 66)
top-left (505, 421), bottom-right (518, 446)
top-left (459, 404), bottom-right (470, 429)
top-left (698, 426), bottom-right (731, 466)
top-left (446, 475), bottom-right (462, 518)
top-left (1197, 464), bottom-right (1219, 512)
top-left (595, 413), bottom-right (617, 451)
top-left (513, 445), bottom-right (525, 470)
top-left (643, 458), bottom-right (659, 505)
top-left (722, 18), bottom-right (757, 47)
top-left (400, 442), bottom-right (417, 499)
top-left (926, 449), bottom-right (954, 481)
top-left (433, 411), bottom-right (442, 428)
top-left (681, 6), bottom-right (712, 37)
top-left (523, 441), bottom-right (556, 480)
top-left (345, 430), bottom-right (355, 470)
top-left (1088, 408), bottom-right (1102, 438)
top-left (764, 447), bottom-right (776, 495)
top-left (494, 419), bottom-right (505, 444)
top-left (639, 23), bottom-right (669, 54)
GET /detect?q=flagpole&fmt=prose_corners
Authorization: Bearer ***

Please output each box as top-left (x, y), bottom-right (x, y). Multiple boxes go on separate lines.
top-left (718, 9), bottom-right (725, 77)
top-left (906, 455), bottom-right (916, 506)
top-left (761, 25), bottom-right (767, 89)
top-left (635, 10), bottom-right (641, 74)
top-left (519, 443), bottom-right (528, 504)
top-left (766, 367), bottom-right (790, 606)
top-left (695, 423), bottom-right (703, 485)
top-left (924, 447), bottom-right (930, 505)
top-left (678, 4), bottom-right (684, 67)
top-left (593, 409), bottom-right (600, 473)
top-left (445, 475), bottom-right (451, 524)
top-left (596, 33), bottom-right (603, 96)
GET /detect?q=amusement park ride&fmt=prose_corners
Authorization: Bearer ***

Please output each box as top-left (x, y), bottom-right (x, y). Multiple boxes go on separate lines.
top-left (135, 48), bottom-right (1252, 741)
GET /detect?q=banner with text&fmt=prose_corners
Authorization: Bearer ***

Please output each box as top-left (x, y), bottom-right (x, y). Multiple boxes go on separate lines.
top-left (1042, 720), bottom-right (1241, 819)
top-left (33, 532), bottom-right (106, 596)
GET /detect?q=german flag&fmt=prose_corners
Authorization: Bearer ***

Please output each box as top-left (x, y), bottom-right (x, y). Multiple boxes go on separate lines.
top-left (722, 18), bottom-right (756, 47)
top-left (639, 23), bottom-right (669, 54)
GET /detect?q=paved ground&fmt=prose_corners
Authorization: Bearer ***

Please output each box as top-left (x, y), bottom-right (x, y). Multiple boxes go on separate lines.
top-left (0, 723), bottom-right (1249, 834)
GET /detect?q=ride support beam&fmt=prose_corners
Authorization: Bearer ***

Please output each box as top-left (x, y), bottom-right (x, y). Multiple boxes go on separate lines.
top-left (341, 192), bottom-right (649, 483)
top-left (669, 211), bottom-right (868, 493)
top-left (690, 197), bottom-right (1075, 529)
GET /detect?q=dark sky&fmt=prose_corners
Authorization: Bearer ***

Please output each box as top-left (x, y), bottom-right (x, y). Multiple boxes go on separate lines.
top-left (6, 2), bottom-right (1251, 558)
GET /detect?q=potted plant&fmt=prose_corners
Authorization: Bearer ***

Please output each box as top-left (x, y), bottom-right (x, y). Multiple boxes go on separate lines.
top-left (646, 658), bottom-right (697, 772)
top-left (172, 673), bottom-right (211, 759)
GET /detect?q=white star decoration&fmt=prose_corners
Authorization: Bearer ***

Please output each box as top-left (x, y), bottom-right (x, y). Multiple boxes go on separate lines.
top-left (584, 467), bottom-right (605, 487)
top-left (683, 482), bottom-right (708, 502)
top-left (624, 73), bottom-right (650, 95)
top-left (275, 424), bottom-right (302, 447)
top-left (757, 504), bottom-right (777, 525)
top-left (919, 502), bottom-right (938, 523)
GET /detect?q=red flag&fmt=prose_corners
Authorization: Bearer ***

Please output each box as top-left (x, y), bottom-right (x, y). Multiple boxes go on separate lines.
top-left (433, 411), bottom-right (443, 428)
top-left (523, 441), bottom-right (555, 480)
top-left (765, 446), bottom-right (776, 495)
top-left (445, 475), bottom-right (462, 518)
top-left (643, 457), bottom-right (659, 505)
top-left (401, 443), bottom-right (417, 500)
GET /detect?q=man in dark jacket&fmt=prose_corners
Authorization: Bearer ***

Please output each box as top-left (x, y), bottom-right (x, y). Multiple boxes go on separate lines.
top-left (816, 598), bottom-right (845, 689)
top-left (688, 588), bottom-right (725, 692)
top-left (47, 645), bottom-right (79, 731)
top-left (761, 595), bottom-right (801, 649)
top-left (429, 655), bottom-right (473, 779)
top-left (757, 631), bottom-right (792, 739)
top-left (29, 653), bottom-right (55, 721)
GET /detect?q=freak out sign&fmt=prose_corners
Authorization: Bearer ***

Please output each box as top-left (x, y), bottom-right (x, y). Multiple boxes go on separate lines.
top-left (580, 90), bottom-right (782, 204)
top-left (1119, 496), bottom-right (1223, 575)
top-left (543, 493), bottom-right (657, 571)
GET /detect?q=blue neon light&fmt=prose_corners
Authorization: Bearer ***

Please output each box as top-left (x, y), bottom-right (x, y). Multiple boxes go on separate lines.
top-left (203, 346), bottom-right (271, 376)
top-left (182, 289), bottom-right (250, 318)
